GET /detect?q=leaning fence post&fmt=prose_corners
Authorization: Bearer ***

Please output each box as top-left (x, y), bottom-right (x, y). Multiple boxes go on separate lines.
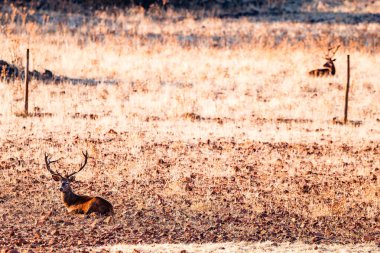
top-left (344, 55), bottom-right (350, 124)
top-left (24, 48), bottom-right (29, 116)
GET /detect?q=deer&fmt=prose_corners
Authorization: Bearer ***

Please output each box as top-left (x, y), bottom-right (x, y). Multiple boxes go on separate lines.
top-left (44, 151), bottom-right (114, 216)
top-left (309, 45), bottom-right (340, 77)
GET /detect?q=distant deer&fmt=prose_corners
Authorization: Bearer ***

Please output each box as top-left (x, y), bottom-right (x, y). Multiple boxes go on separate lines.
top-left (44, 151), bottom-right (114, 216)
top-left (309, 45), bottom-right (340, 77)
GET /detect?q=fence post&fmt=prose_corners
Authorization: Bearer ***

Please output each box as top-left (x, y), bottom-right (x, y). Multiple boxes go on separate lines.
top-left (344, 55), bottom-right (350, 124)
top-left (24, 48), bottom-right (29, 116)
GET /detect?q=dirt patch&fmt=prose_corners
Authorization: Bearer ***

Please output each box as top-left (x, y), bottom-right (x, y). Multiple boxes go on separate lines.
top-left (0, 137), bottom-right (378, 251)
top-left (72, 113), bottom-right (99, 120)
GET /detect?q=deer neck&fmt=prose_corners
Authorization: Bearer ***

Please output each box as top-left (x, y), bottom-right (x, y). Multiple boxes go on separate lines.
top-left (330, 63), bottom-right (336, 75)
top-left (61, 188), bottom-right (80, 207)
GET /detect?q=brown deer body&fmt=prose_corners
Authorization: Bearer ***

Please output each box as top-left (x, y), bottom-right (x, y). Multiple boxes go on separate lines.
top-left (309, 45), bottom-right (340, 77)
top-left (45, 151), bottom-right (114, 216)
top-left (308, 59), bottom-right (336, 77)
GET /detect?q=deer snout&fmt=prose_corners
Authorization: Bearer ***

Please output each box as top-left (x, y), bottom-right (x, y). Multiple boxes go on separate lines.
top-left (59, 186), bottom-right (64, 192)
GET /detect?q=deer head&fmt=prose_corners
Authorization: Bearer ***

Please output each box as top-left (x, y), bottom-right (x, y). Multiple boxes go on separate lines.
top-left (45, 151), bottom-right (89, 192)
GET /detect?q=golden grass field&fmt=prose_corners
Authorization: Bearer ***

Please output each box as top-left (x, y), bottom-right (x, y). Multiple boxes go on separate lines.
top-left (0, 3), bottom-right (379, 252)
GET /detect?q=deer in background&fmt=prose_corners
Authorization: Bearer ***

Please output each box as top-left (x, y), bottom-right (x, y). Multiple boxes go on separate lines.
top-left (45, 151), bottom-right (114, 216)
top-left (309, 45), bottom-right (340, 77)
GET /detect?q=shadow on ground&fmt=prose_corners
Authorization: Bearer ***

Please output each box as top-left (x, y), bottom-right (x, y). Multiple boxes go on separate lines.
top-left (0, 59), bottom-right (117, 85)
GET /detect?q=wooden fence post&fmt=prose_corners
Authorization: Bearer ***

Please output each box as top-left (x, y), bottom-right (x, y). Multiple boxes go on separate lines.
top-left (344, 55), bottom-right (350, 124)
top-left (24, 48), bottom-right (29, 116)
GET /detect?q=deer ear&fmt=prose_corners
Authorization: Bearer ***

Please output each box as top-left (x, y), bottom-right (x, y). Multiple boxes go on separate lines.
top-left (68, 176), bottom-right (75, 182)
top-left (52, 175), bottom-right (61, 181)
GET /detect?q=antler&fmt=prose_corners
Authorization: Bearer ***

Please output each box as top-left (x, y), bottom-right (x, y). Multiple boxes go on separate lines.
top-left (325, 45), bottom-right (340, 59)
top-left (66, 151), bottom-right (89, 179)
top-left (44, 153), bottom-right (63, 179)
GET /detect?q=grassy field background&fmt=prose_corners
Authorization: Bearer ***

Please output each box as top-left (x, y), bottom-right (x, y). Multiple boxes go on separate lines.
top-left (0, 1), bottom-right (379, 252)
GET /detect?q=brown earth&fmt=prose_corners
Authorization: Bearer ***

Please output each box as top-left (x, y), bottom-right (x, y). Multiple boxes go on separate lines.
top-left (0, 131), bottom-right (379, 251)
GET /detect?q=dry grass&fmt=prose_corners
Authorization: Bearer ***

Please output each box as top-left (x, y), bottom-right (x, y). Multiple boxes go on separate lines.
top-left (0, 3), bottom-right (379, 252)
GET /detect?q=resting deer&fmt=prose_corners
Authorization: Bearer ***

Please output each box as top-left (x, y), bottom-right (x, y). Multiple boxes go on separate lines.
top-left (309, 45), bottom-right (340, 77)
top-left (45, 151), bottom-right (114, 216)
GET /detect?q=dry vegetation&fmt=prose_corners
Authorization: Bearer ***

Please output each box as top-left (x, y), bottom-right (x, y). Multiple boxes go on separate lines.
top-left (0, 2), bottom-right (379, 252)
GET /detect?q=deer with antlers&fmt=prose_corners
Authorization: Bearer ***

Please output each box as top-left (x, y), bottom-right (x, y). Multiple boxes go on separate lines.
top-left (44, 151), bottom-right (114, 216)
top-left (309, 45), bottom-right (340, 77)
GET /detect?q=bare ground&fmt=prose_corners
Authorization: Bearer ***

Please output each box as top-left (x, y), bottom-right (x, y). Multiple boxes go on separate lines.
top-left (0, 122), bottom-right (379, 251)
